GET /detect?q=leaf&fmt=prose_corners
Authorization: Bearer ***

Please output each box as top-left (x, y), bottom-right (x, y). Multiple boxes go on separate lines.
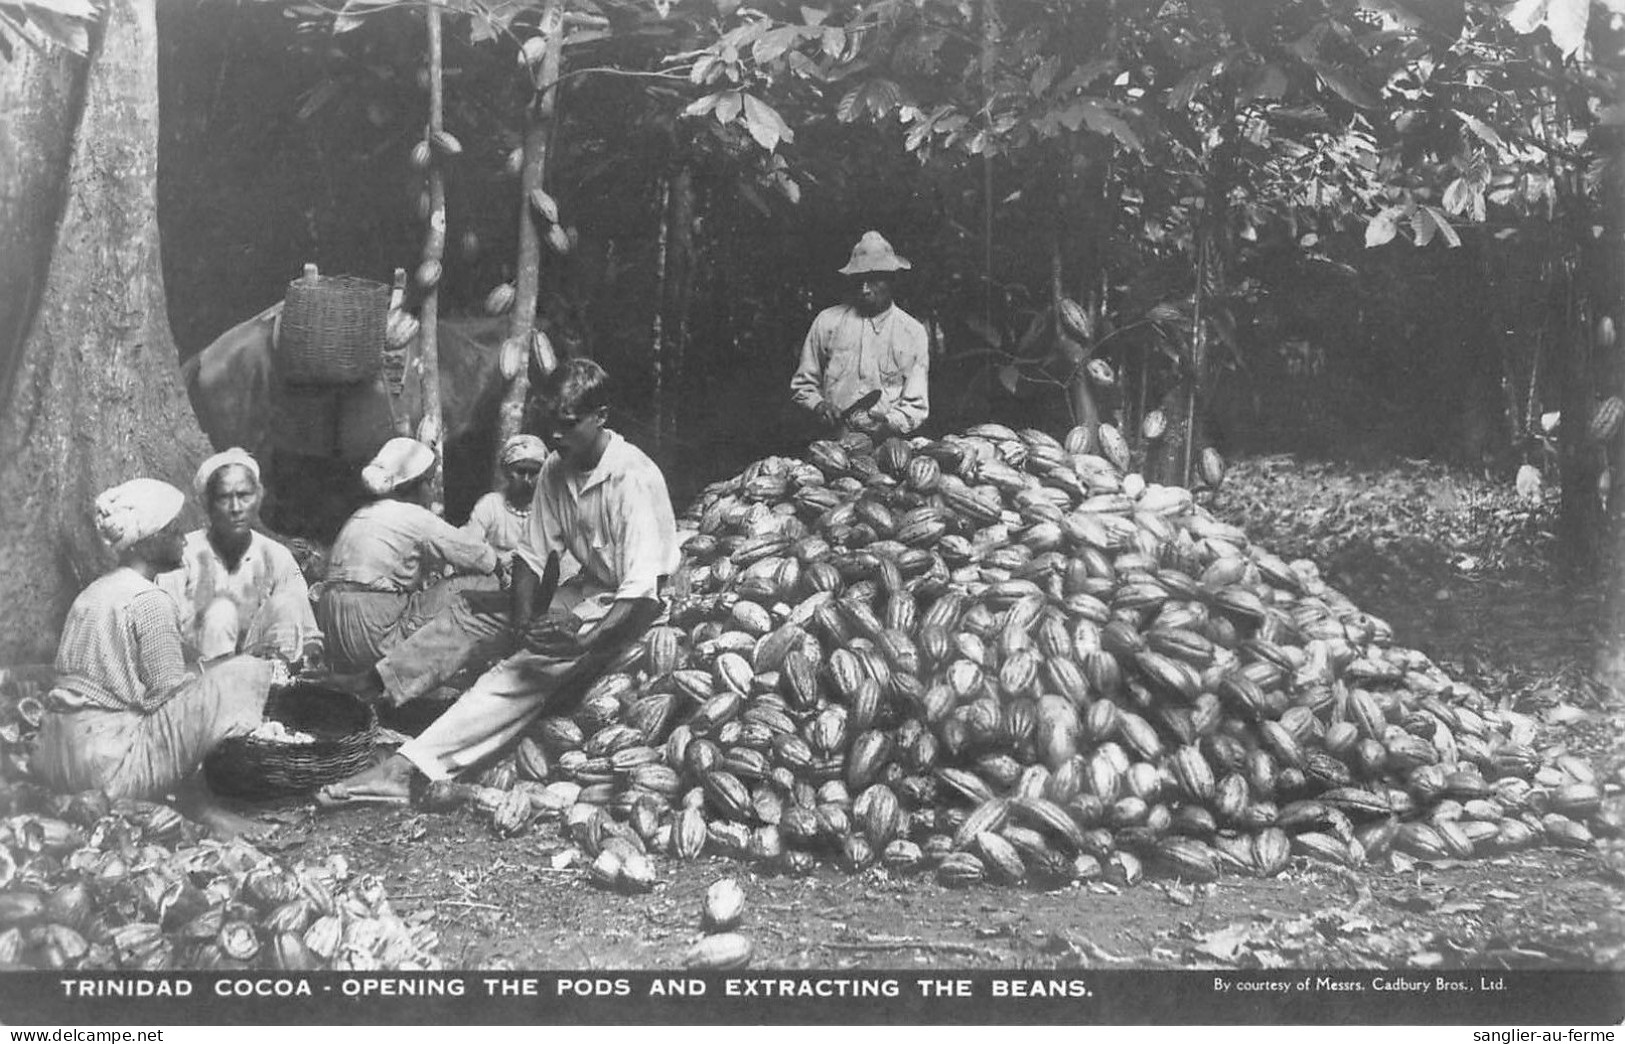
top-left (715, 90), bottom-right (743, 124)
top-left (751, 26), bottom-right (796, 65)
top-left (1411, 206), bottom-right (1437, 247)
top-left (1499, 0), bottom-right (1593, 53)
top-left (1167, 63), bottom-right (1216, 111)
top-left (1424, 205), bottom-right (1460, 246)
top-left (1501, 0), bottom-right (1550, 35)
top-left (903, 112), bottom-right (939, 152)
top-left (1365, 205), bottom-right (1406, 247)
top-left (1311, 61), bottom-right (1379, 108)
top-left (1077, 100), bottom-right (1142, 150)
top-left (741, 93), bottom-right (791, 150)
top-left (862, 78), bottom-right (901, 119)
top-left (800, 5), bottom-right (829, 26)
top-left (684, 92), bottom-right (722, 118)
top-left (996, 365), bottom-right (1021, 396)
top-left (690, 53), bottom-right (722, 85)
top-left (837, 85), bottom-right (863, 123)
top-left (1543, 0), bottom-right (1589, 55)
top-left (1454, 111), bottom-right (1506, 157)
top-left (1442, 177), bottom-right (1475, 216)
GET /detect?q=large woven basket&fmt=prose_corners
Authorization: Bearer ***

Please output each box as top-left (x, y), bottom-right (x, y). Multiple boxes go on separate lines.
top-left (205, 683), bottom-right (377, 800)
top-left (279, 274), bottom-right (388, 385)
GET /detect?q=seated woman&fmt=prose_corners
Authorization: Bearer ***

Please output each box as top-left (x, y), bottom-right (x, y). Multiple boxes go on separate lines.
top-left (462, 434), bottom-right (547, 575)
top-left (158, 447), bottom-right (322, 668)
top-left (316, 437), bottom-right (499, 677)
top-left (35, 479), bottom-right (277, 838)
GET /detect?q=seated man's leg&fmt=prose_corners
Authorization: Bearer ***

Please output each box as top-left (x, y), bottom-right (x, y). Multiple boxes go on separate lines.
top-left (385, 575), bottom-right (494, 645)
top-left (373, 580), bottom-right (511, 707)
top-left (197, 599), bottom-right (243, 661)
top-left (316, 650), bottom-right (574, 804)
top-left (396, 650), bottom-right (575, 780)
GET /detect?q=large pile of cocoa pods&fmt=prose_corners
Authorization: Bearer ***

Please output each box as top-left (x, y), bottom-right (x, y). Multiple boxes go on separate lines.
top-left (0, 673), bottom-right (441, 972)
top-left (443, 423), bottom-right (1611, 891)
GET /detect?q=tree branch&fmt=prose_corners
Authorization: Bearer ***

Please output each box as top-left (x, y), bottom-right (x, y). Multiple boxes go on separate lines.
top-left (531, 66), bottom-right (689, 93)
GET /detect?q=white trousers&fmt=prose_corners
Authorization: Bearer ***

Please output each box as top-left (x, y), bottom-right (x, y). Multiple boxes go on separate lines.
top-left (396, 650), bottom-right (576, 781)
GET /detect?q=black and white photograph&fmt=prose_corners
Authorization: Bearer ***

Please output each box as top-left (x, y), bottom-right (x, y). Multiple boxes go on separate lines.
top-left (0, 0), bottom-right (1621, 1031)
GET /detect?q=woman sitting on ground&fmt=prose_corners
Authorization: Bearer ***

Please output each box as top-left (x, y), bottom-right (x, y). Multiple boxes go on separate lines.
top-left (36, 479), bottom-right (277, 839)
top-left (315, 437), bottom-right (498, 678)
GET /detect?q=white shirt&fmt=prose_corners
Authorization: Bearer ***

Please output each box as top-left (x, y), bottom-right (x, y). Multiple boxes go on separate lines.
top-left (462, 491), bottom-right (531, 556)
top-left (158, 530), bottom-right (320, 654)
top-left (516, 430), bottom-right (679, 624)
top-left (790, 302), bottom-right (930, 433)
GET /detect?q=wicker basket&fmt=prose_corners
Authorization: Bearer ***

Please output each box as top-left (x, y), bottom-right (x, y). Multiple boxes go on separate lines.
top-left (279, 274), bottom-right (389, 385)
top-left (204, 683), bottom-right (377, 800)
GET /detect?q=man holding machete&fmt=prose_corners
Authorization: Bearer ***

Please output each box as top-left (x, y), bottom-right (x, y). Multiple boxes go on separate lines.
top-left (790, 231), bottom-right (930, 439)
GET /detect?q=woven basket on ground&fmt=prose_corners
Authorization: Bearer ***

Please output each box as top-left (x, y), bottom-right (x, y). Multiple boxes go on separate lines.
top-left (205, 683), bottom-right (377, 801)
top-left (279, 274), bottom-right (388, 385)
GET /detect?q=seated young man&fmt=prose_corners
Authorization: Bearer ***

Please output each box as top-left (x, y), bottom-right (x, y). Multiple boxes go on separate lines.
top-left (316, 359), bottom-right (679, 804)
top-left (158, 447), bottom-right (322, 668)
top-left (36, 479), bottom-right (277, 838)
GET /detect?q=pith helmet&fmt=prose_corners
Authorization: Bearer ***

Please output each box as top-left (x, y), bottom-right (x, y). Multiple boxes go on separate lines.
top-left (838, 231), bottom-right (912, 276)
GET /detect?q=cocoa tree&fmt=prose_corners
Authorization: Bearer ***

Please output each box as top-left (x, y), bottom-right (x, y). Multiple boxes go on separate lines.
top-left (0, 0), bottom-right (214, 663)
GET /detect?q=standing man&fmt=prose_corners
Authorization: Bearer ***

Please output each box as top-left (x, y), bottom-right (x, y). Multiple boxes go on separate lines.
top-left (159, 448), bottom-right (322, 669)
top-left (791, 231), bottom-right (930, 438)
top-left (316, 359), bottom-right (679, 805)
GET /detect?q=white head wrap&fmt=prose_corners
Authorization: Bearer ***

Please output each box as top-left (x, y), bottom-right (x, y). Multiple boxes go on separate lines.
top-left (500, 435), bottom-right (548, 468)
top-left (193, 447), bottom-right (261, 500)
top-left (94, 479), bottom-right (185, 554)
top-left (361, 437), bottom-right (436, 497)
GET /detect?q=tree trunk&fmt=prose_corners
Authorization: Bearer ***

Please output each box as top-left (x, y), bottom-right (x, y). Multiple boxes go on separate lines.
top-left (414, 3), bottom-right (447, 513)
top-left (492, 0), bottom-right (563, 482)
top-left (658, 162), bottom-right (696, 460)
top-left (1594, 82), bottom-right (1625, 697)
top-left (650, 176), bottom-right (669, 454)
top-left (0, 1), bottom-right (213, 663)
top-left (0, 39), bottom-right (86, 409)
top-left (1556, 258), bottom-right (1600, 574)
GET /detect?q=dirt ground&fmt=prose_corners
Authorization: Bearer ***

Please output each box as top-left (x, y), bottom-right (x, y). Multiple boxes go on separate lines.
top-left (249, 557), bottom-right (1625, 973)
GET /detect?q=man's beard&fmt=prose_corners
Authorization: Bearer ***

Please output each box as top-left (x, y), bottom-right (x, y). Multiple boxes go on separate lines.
top-left (208, 527), bottom-right (252, 571)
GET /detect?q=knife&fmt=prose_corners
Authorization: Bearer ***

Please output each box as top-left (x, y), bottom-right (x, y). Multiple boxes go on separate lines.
top-left (838, 389), bottom-right (884, 423)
